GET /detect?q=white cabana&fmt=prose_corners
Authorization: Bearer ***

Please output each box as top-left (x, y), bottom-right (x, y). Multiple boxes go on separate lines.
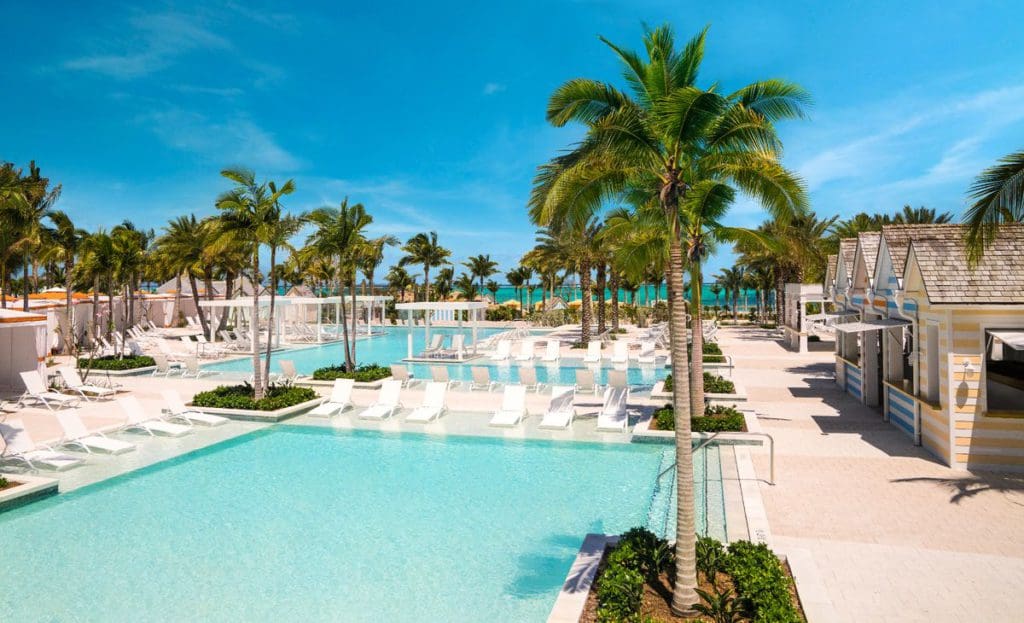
top-left (284, 295), bottom-right (392, 342)
top-left (0, 309), bottom-right (48, 391)
top-left (783, 283), bottom-right (832, 353)
top-left (394, 301), bottom-right (488, 360)
top-left (198, 297), bottom-right (281, 346)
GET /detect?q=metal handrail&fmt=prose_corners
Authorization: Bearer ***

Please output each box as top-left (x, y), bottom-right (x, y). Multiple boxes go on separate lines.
top-left (652, 431), bottom-right (776, 485)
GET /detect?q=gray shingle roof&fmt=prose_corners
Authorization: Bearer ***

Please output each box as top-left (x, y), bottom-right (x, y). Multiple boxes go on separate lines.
top-left (881, 224), bottom-right (963, 276)
top-left (857, 232), bottom-right (882, 279)
top-left (839, 239), bottom-right (857, 271)
top-left (825, 255), bottom-right (837, 288)
top-left (908, 224), bottom-right (1024, 304)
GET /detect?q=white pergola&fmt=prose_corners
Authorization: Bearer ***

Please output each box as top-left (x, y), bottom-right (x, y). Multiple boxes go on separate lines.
top-left (285, 295), bottom-right (392, 341)
top-left (394, 301), bottom-right (488, 360)
top-left (198, 297), bottom-right (281, 346)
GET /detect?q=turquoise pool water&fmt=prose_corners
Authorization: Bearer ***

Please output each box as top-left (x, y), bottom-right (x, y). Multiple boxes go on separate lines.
top-left (203, 327), bottom-right (668, 387)
top-left (0, 427), bottom-right (719, 622)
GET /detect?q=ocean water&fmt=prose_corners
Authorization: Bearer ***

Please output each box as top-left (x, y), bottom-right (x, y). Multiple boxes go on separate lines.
top-left (0, 427), bottom-right (720, 622)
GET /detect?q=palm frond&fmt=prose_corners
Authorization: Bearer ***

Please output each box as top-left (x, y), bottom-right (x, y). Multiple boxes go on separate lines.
top-left (964, 150), bottom-right (1024, 264)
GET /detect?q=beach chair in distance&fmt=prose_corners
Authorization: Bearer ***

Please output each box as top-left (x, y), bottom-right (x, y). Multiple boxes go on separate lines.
top-left (55, 410), bottom-right (135, 454)
top-left (583, 341), bottom-right (602, 364)
top-left (490, 340), bottom-right (512, 361)
top-left (596, 386), bottom-right (629, 432)
top-left (541, 340), bottom-right (560, 363)
top-left (515, 340), bottom-right (536, 362)
top-left (1, 419), bottom-right (85, 471)
top-left (489, 385), bottom-right (528, 427)
top-left (160, 390), bottom-right (229, 426)
top-left (538, 386), bottom-right (577, 430)
top-left (574, 368), bottom-right (600, 395)
top-left (308, 379), bottom-right (355, 417)
top-left (57, 367), bottom-right (116, 401)
top-left (359, 380), bottom-right (403, 420)
top-left (406, 382), bottom-right (448, 423)
top-left (390, 365), bottom-right (418, 387)
top-left (518, 366), bottom-right (543, 392)
top-left (610, 340), bottom-right (629, 364)
top-left (637, 341), bottom-right (657, 364)
top-left (18, 371), bottom-right (81, 411)
top-left (117, 396), bottom-right (192, 437)
top-left (470, 366), bottom-right (498, 392)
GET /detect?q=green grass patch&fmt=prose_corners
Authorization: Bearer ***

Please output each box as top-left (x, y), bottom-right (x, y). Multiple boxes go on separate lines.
top-left (311, 363), bottom-right (391, 382)
top-left (653, 404), bottom-right (745, 432)
top-left (77, 355), bottom-right (156, 371)
top-left (191, 384), bottom-right (318, 411)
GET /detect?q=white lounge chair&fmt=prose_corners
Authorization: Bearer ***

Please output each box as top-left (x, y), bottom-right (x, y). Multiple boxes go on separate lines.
top-left (610, 340), bottom-right (629, 364)
top-left (596, 386), bottom-right (629, 432)
top-left (182, 356), bottom-right (213, 379)
top-left (1, 419), bottom-right (85, 471)
top-left (637, 340), bottom-right (656, 364)
top-left (583, 341), bottom-right (602, 363)
top-left (58, 367), bottom-right (116, 401)
top-left (439, 334), bottom-right (467, 359)
top-left (117, 396), bottom-right (191, 437)
top-left (359, 380), bottom-right (403, 420)
top-left (422, 333), bottom-right (445, 356)
top-left (55, 410), bottom-right (135, 454)
top-left (390, 365), bottom-right (418, 387)
top-left (541, 340), bottom-right (560, 363)
top-left (515, 340), bottom-right (536, 362)
top-left (18, 371), bottom-right (81, 411)
top-left (607, 369), bottom-right (628, 390)
top-left (308, 379), bottom-right (355, 417)
top-left (151, 354), bottom-right (183, 377)
top-left (518, 366), bottom-right (543, 392)
top-left (489, 385), bottom-right (528, 427)
top-left (538, 386), bottom-right (577, 430)
top-left (430, 366), bottom-right (459, 389)
top-left (575, 368), bottom-right (600, 395)
top-left (278, 360), bottom-right (308, 382)
top-left (470, 366), bottom-right (497, 391)
top-left (160, 390), bottom-right (229, 426)
top-left (490, 340), bottom-right (512, 361)
top-left (406, 382), bottom-right (448, 423)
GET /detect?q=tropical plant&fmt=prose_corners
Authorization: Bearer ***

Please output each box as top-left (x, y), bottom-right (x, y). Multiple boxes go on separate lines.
top-left (360, 235), bottom-right (399, 296)
top-left (433, 266), bottom-right (454, 301)
top-left (528, 24), bottom-right (808, 613)
top-left (463, 253), bottom-right (499, 292)
top-left (386, 265), bottom-right (414, 302)
top-left (506, 267), bottom-right (526, 313)
top-left (715, 267), bottom-right (745, 322)
top-left (46, 210), bottom-right (86, 353)
top-left (485, 279), bottom-right (500, 302)
top-left (963, 150), bottom-right (1024, 264)
top-left (399, 231), bottom-right (450, 302)
top-left (215, 167), bottom-right (296, 399)
top-left (454, 272), bottom-right (479, 300)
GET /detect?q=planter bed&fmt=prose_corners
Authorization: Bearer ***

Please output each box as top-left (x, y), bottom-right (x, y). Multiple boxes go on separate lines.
top-left (297, 376), bottom-right (391, 389)
top-left (187, 396), bottom-right (326, 422)
top-left (188, 385), bottom-right (325, 422)
top-left (0, 473), bottom-right (59, 513)
top-left (632, 409), bottom-right (759, 444)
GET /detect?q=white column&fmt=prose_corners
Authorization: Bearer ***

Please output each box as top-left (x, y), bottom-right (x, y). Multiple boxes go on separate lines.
top-left (471, 308), bottom-right (478, 355)
top-left (406, 312), bottom-right (413, 358)
top-left (317, 303), bottom-right (322, 343)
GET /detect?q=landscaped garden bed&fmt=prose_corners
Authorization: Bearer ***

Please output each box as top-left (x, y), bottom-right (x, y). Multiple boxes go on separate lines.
top-left (189, 383), bottom-right (323, 422)
top-left (77, 355), bottom-right (156, 373)
top-left (650, 404), bottom-right (747, 433)
top-left (311, 363), bottom-right (391, 383)
top-left (663, 373), bottom-right (734, 395)
top-left (580, 528), bottom-right (804, 622)
top-left (653, 373), bottom-right (746, 405)
top-left (0, 475), bottom-right (16, 492)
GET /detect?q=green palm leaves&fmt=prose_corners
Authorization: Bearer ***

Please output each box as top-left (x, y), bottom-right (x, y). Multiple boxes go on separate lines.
top-left (964, 150), bottom-right (1024, 264)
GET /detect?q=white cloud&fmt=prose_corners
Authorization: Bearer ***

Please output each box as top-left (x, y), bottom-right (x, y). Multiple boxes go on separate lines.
top-left (171, 84), bottom-right (244, 97)
top-left (482, 82), bottom-right (507, 95)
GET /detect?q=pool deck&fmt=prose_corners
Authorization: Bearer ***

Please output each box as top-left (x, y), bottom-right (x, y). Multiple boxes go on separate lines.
top-left (718, 325), bottom-right (1024, 623)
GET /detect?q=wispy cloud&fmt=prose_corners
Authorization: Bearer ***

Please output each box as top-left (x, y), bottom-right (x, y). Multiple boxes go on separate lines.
top-left (63, 12), bottom-right (229, 79)
top-left (171, 84), bottom-right (244, 97)
top-left (482, 82), bottom-right (506, 95)
top-left (139, 108), bottom-right (302, 171)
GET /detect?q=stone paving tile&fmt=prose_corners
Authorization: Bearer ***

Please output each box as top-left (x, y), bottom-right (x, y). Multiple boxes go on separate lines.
top-left (716, 327), bottom-right (1024, 621)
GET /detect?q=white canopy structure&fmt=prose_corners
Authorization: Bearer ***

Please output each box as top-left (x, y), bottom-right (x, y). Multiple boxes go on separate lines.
top-left (0, 309), bottom-right (48, 391)
top-left (200, 295), bottom-right (393, 345)
top-left (394, 301), bottom-right (488, 360)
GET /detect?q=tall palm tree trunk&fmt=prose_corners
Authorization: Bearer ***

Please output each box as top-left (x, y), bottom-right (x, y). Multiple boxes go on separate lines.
top-left (22, 259), bottom-right (30, 311)
top-left (351, 268), bottom-right (358, 366)
top-left (250, 256), bottom-right (264, 400)
top-left (424, 265), bottom-right (431, 302)
top-left (579, 262), bottom-right (592, 344)
top-left (188, 274), bottom-right (207, 340)
top-left (689, 262), bottom-right (705, 415)
top-left (90, 277), bottom-right (100, 347)
top-left (610, 269), bottom-right (620, 331)
top-left (64, 261), bottom-right (75, 354)
top-left (217, 272), bottom-right (235, 333)
top-left (338, 273), bottom-right (353, 370)
top-left (665, 213), bottom-right (697, 616)
top-left (263, 246), bottom-right (278, 394)
top-left (596, 264), bottom-right (607, 334)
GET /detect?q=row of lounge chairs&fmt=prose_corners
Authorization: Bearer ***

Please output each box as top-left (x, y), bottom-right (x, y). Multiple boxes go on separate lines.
top-left (1, 391), bottom-right (228, 471)
top-left (389, 364), bottom-right (629, 395)
top-left (306, 378), bottom-right (630, 431)
top-left (490, 339), bottom-right (658, 365)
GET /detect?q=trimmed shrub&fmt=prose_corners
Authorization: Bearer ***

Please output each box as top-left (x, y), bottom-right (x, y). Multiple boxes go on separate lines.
top-left (662, 372), bottom-right (735, 394)
top-left (595, 564), bottom-right (643, 622)
top-left (311, 363), bottom-right (391, 382)
top-left (191, 383), bottom-right (317, 411)
top-left (652, 404), bottom-right (745, 432)
top-left (724, 541), bottom-right (802, 623)
top-left (78, 355), bottom-right (156, 371)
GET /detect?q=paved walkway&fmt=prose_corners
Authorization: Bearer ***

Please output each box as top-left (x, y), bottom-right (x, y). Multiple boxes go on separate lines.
top-left (717, 326), bottom-right (1024, 623)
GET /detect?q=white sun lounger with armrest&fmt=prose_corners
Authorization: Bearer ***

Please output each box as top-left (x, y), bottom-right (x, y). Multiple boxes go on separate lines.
top-left (359, 380), bottom-right (403, 420)
top-left (57, 367), bottom-right (116, 401)
top-left (538, 386), bottom-right (577, 430)
top-left (55, 410), bottom-right (135, 454)
top-left (596, 386), bottom-right (629, 432)
top-left (308, 378), bottom-right (355, 417)
top-left (470, 366), bottom-right (497, 391)
top-left (422, 333), bottom-right (445, 357)
top-left (637, 340), bottom-right (657, 364)
top-left (583, 341), bottom-right (602, 363)
top-left (160, 390), bottom-right (229, 426)
top-left (1, 419), bottom-right (85, 471)
top-left (406, 382), bottom-right (448, 423)
top-left (515, 340), bottom-right (536, 362)
top-left (490, 340), bottom-right (512, 361)
top-left (430, 366), bottom-right (459, 389)
top-left (518, 366), bottom-right (543, 392)
top-left (489, 384), bottom-right (528, 427)
top-left (575, 368), bottom-right (600, 395)
top-left (541, 340), bottom-right (560, 363)
top-left (117, 396), bottom-right (191, 437)
top-left (610, 340), bottom-right (629, 364)
top-left (18, 371), bottom-right (81, 411)
top-left (390, 365), bottom-right (418, 387)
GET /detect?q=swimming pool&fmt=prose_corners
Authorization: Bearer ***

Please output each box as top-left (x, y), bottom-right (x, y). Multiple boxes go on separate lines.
top-left (203, 328), bottom-right (668, 387)
top-left (0, 427), bottom-right (721, 622)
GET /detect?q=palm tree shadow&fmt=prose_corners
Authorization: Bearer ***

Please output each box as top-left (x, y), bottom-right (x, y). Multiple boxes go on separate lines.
top-left (504, 530), bottom-right (607, 598)
top-left (892, 474), bottom-right (1024, 505)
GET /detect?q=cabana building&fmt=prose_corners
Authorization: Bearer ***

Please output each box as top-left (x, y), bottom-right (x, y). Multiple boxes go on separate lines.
top-left (394, 301), bottom-right (488, 361)
top-left (0, 309), bottom-right (48, 391)
top-left (827, 224), bottom-right (1024, 471)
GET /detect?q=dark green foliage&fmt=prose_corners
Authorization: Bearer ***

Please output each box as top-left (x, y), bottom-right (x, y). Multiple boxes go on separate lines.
top-left (618, 527), bottom-right (673, 580)
top-left (78, 355), bottom-right (156, 371)
top-left (724, 541), bottom-right (802, 623)
top-left (311, 363), bottom-right (391, 382)
top-left (595, 564), bottom-right (643, 622)
top-left (191, 383), bottom-right (317, 411)
top-left (653, 404), bottom-right (745, 432)
top-left (0, 475), bottom-right (9, 488)
top-left (665, 372), bottom-right (734, 394)
top-left (693, 587), bottom-right (746, 623)
top-left (696, 535), bottom-right (727, 587)
top-left (485, 305), bottom-right (517, 321)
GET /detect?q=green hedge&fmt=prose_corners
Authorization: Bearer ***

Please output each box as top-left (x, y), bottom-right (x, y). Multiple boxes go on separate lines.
top-left (653, 404), bottom-right (745, 432)
top-left (191, 384), bottom-right (318, 411)
top-left (78, 355), bottom-right (156, 371)
top-left (663, 372), bottom-right (735, 394)
top-left (723, 541), bottom-right (802, 622)
top-left (596, 528), bottom-right (672, 622)
top-left (311, 363), bottom-right (391, 382)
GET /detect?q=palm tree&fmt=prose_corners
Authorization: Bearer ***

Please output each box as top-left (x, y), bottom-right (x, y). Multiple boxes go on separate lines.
top-left (715, 267), bottom-right (745, 322)
top-left (46, 210), bottom-right (86, 353)
top-left (111, 222), bottom-right (150, 352)
top-left (463, 254), bottom-right (499, 293)
top-left (963, 150), bottom-right (1024, 264)
top-left (529, 24), bottom-right (808, 612)
top-left (454, 272), bottom-right (479, 300)
top-left (10, 162), bottom-right (61, 311)
top-left (215, 167), bottom-right (296, 399)
top-left (709, 283), bottom-right (722, 313)
top-left (77, 230), bottom-right (116, 344)
top-left (360, 235), bottom-right (399, 296)
top-left (433, 266), bottom-right (454, 301)
top-left (894, 204), bottom-right (952, 225)
top-left (386, 265), bottom-right (414, 302)
top-left (506, 267), bottom-right (526, 314)
top-left (306, 198), bottom-right (371, 369)
top-left (485, 279), bottom-right (500, 303)
top-left (154, 215), bottom-right (211, 336)
top-left (399, 231), bottom-right (450, 302)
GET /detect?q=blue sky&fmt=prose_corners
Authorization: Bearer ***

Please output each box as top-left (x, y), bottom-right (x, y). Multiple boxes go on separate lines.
top-left (2, 1), bottom-right (1023, 280)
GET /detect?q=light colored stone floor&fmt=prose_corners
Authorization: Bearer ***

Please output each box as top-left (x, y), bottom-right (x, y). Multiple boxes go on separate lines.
top-left (717, 326), bottom-right (1024, 623)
